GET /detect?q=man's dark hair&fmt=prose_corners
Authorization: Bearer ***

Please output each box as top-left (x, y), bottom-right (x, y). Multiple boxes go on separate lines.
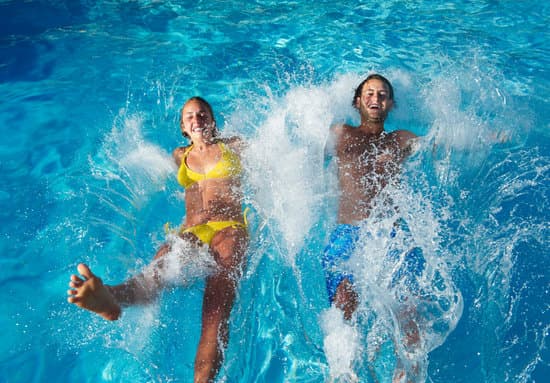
top-left (352, 74), bottom-right (394, 107)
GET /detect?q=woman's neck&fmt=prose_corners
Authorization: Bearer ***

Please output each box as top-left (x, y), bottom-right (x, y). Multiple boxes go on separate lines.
top-left (191, 137), bottom-right (217, 151)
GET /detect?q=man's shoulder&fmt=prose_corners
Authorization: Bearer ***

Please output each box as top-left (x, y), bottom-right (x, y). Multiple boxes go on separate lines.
top-left (388, 129), bottom-right (418, 152)
top-left (390, 129), bottom-right (416, 138)
top-left (390, 129), bottom-right (417, 142)
top-left (330, 123), bottom-right (356, 137)
top-left (331, 122), bottom-right (355, 129)
top-left (326, 124), bottom-right (353, 158)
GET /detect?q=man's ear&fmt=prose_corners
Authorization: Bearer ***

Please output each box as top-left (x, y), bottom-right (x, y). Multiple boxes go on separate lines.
top-left (354, 96), bottom-right (361, 109)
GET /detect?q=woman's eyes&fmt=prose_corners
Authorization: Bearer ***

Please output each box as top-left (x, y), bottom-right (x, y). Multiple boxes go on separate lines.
top-left (186, 112), bottom-right (207, 120)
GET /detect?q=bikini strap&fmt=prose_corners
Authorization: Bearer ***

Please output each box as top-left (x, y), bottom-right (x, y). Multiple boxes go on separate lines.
top-left (243, 206), bottom-right (250, 227)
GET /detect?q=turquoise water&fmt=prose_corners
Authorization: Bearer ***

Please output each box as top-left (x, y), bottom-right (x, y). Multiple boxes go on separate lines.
top-left (1, 1), bottom-right (548, 382)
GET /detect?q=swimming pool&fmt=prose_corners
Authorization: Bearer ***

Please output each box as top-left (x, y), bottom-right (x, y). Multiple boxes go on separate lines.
top-left (0, 0), bottom-right (548, 382)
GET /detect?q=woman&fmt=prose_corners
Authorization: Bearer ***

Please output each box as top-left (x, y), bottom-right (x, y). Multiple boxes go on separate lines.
top-left (67, 97), bottom-right (248, 382)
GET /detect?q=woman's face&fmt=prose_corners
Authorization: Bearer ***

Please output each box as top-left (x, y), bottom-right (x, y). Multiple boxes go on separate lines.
top-left (180, 99), bottom-right (216, 140)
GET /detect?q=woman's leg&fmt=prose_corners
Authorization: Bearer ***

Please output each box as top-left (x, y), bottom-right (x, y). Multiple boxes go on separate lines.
top-left (193, 227), bottom-right (248, 383)
top-left (67, 263), bottom-right (122, 320)
top-left (67, 242), bottom-right (181, 319)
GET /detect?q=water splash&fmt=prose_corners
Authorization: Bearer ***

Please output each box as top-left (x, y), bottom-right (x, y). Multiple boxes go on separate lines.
top-left (321, 307), bottom-right (361, 382)
top-left (140, 233), bottom-right (217, 289)
top-left (239, 74), bottom-right (363, 263)
top-left (411, 58), bottom-right (547, 382)
top-left (90, 110), bottom-right (175, 206)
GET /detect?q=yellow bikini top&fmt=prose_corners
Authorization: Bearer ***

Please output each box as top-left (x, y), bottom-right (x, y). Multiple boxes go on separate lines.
top-left (177, 142), bottom-right (242, 188)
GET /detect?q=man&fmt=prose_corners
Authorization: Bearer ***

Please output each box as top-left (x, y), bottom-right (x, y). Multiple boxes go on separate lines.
top-left (322, 73), bottom-right (417, 320)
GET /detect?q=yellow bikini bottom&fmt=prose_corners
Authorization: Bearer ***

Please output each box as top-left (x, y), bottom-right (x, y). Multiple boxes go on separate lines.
top-left (166, 209), bottom-right (249, 246)
top-left (181, 219), bottom-right (247, 245)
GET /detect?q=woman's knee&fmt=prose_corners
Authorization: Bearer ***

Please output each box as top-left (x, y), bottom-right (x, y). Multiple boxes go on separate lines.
top-left (153, 243), bottom-right (172, 260)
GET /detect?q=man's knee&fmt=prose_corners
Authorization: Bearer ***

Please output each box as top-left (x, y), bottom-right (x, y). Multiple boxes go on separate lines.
top-left (334, 278), bottom-right (359, 320)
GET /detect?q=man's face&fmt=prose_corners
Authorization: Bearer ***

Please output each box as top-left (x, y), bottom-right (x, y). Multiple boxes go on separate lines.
top-left (355, 78), bottom-right (394, 123)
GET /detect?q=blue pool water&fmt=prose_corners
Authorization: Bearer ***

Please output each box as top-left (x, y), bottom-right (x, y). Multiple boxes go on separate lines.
top-left (1, 1), bottom-right (548, 382)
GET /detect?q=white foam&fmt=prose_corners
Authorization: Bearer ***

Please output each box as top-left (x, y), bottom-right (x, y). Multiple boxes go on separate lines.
top-left (241, 77), bottom-right (364, 262)
top-left (91, 113), bottom-right (175, 206)
top-left (320, 307), bottom-right (361, 382)
top-left (141, 234), bottom-right (217, 289)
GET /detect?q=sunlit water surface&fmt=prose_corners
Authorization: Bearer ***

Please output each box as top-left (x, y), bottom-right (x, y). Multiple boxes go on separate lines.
top-left (0, 1), bottom-right (548, 382)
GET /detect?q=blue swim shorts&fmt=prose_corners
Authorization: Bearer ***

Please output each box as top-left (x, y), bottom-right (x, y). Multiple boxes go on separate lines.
top-left (322, 220), bottom-right (426, 303)
top-left (322, 224), bottom-right (361, 303)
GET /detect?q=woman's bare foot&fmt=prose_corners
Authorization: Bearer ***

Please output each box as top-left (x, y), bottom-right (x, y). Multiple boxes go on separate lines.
top-left (67, 263), bottom-right (121, 321)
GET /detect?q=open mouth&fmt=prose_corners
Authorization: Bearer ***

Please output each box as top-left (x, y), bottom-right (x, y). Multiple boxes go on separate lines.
top-left (191, 126), bottom-right (205, 133)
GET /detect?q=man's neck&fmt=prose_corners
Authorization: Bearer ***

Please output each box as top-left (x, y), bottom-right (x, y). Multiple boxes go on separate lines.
top-left (358, 119), bottom-right (385, 135)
